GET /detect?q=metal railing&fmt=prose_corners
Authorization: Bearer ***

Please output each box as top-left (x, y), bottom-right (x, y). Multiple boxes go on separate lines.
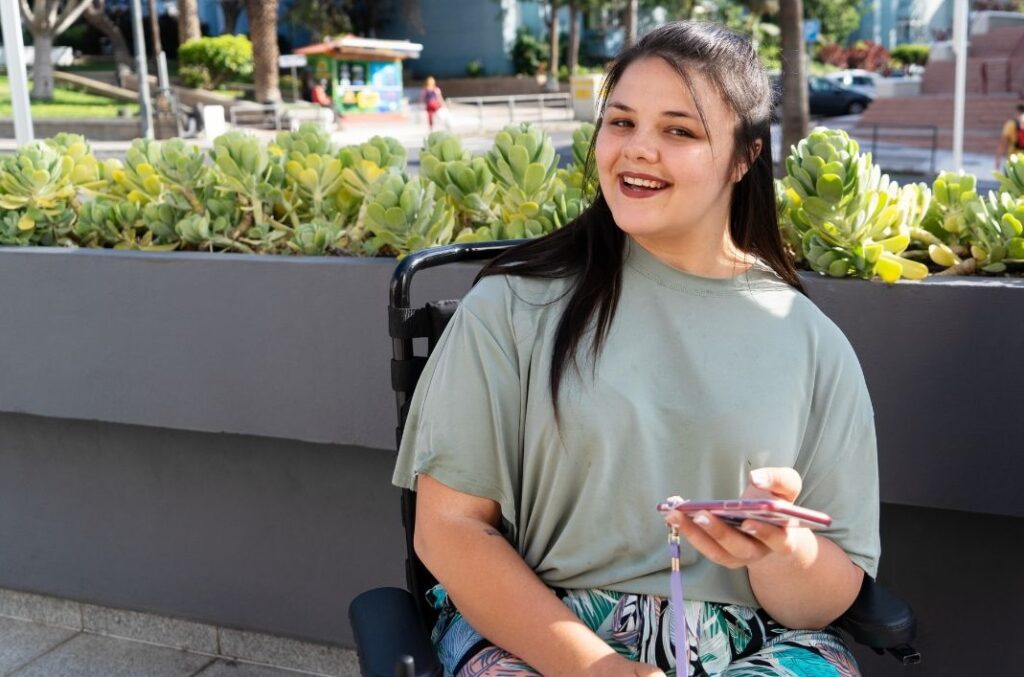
top-left (850, 123), bottom-right (939, 174)
top-left (445, 92), bottom-right (574, 130)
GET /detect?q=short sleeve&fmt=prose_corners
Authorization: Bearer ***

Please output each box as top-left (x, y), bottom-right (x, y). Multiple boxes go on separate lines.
top-left (793, 332), bottom-right (881, 579)
top-left (391, 278), bottom-right (522, 531)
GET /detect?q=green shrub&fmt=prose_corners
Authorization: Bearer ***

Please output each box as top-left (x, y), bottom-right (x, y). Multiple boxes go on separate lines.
top-left (178, 65), bottom-right (211, 90)
top-left (890, 44), bottom-right (929, 67)
top-left (465, 59), bottom-right (484, 77)
top-left (512, 28), bottom-right (548, 76)
top-left (177, 35), bottom-right (254, 90)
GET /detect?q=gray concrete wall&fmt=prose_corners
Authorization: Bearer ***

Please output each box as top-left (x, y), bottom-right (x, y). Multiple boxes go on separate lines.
top-left (0, 412), bottom-right (404, 648)
top-left (0, 248), bottom-right (478, 453)
top-left (0, 119), bottom-right (141, 141)
top-left (0, 249), bottom-right (1018, 515)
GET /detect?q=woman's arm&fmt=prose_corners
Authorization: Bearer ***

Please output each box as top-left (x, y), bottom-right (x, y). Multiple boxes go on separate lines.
top-left (745, 526), bottom-right (863, 629)
top-left (416, 473), bottom-right (662, 676)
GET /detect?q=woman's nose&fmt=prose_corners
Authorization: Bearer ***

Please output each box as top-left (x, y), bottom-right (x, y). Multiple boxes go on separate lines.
top-left (623, 133), bottom-right (658, 163)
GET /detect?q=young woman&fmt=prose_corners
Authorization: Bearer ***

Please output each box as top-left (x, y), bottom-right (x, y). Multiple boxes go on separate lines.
top-left (422, 76), bottom-right (446, 131)
top-left (393, 21), bottom-right (878, 677)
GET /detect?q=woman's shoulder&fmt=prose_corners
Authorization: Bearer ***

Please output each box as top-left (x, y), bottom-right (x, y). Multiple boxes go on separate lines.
top-left (464, 273), bottom-right (573, 316)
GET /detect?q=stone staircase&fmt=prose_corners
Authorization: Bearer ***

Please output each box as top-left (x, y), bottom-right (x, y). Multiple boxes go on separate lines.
top-left (857, 25), bottom-right (1024, 155)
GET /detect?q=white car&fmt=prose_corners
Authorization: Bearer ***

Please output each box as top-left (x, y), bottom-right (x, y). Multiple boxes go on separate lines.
top-left (823, 70), bottom-right (878, 99)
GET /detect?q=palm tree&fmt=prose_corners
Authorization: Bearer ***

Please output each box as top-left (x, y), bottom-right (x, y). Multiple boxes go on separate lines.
top-left (546, 0), bottom-right (560, 91)
top-left (623, 0), bottom-right (638, 48)
top-left (567, 0), bottom-right (580, 76)
top-left (245, 0), bottom-right (281, 103)
top-left (779, 0), bottom-right (808, 157)
top-left (177, 0), bottom-right (201, 44)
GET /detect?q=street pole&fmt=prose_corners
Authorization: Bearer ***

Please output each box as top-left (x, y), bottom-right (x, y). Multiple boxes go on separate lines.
top-left (952, 0), bottom-right (968, 170)
top-left (0, 0), bottom-right (34, 144)
top-left (130, 0), bottom-right (154, 139)
top-left (873, 0), bottom-right (881, 45)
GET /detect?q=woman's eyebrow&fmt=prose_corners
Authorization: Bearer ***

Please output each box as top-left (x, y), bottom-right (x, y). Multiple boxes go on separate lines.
top-left (607, 100), bottom-right (694, 119)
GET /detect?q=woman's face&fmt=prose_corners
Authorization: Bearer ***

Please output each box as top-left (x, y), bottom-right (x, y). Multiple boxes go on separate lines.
top-left (595, 57), bottom-right (742, 251)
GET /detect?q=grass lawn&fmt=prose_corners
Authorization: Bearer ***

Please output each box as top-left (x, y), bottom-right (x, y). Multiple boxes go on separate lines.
top-left (0, 75), bottom-right (138, 118)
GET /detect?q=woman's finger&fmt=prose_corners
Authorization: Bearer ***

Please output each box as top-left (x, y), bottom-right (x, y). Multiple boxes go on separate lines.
top-left (666, 511), bottom-right (768, 568)
top-left (738, 519), bottom-right (811, 559)
top-left (748, 467), bottom-right (803, 502)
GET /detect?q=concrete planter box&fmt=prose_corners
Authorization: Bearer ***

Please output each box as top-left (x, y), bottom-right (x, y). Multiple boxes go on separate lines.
top-left (0, 248), bottom-right (1020, 673)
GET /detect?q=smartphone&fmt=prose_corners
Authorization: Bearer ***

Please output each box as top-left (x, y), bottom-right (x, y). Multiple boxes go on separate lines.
top-left (656, 498), bottom-right (832, 530)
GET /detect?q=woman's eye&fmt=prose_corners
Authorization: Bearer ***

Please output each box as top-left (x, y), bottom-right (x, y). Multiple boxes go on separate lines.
top-left (667, 127), bottom-right (692, 138)
top-left (606, 118), bottom-right (633, 128)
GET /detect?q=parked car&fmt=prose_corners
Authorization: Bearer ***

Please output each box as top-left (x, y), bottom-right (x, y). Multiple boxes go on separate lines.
top-left (769, 74), bottom-right (874, 119)
top-left (808, 76), bottom-right (873, 116)
top-left (823, 69), bottom-right (879, 99)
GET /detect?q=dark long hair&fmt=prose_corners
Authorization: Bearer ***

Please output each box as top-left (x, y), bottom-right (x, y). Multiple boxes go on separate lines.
top-left (477, 21), bottom-right (802, 408)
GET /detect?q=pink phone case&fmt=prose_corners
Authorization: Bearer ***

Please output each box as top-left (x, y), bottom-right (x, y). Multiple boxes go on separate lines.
top-left (656, 498), bottom-right (832, 530)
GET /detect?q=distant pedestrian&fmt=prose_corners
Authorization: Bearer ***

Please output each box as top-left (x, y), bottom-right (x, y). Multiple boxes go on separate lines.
top-left (421, 76), bottom-right (446, 130)
top-left (995, 103), bottom-right (1024, 169)
top-left (311, 79), bottom-right (332, 108)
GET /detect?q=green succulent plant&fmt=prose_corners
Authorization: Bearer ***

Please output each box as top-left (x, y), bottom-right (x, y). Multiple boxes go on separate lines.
top-left (780, 128), bottom-right (928, 282)
top-left (74, 198), bottom-right (170, 250)
top-left (993, 153), bottom-right (1024, 198)
top-left (357, 170), bottom-right (455, 257)
top-left (271, 123), bottom-right (336, 159)
top-left (419, 132), bottom-right (497, 230)
top-left (0, 141), bottom-right (82, 245)
top-left (483, 122), bottom-right (561, 239)
top-left (209, 131), bottom-right (286, 239)
top-left (339, 135), bottom-right (406, 199)
top-left (283, 151), bottom-right (348, 225)
top-left (961, 191), bottom-right (1024, 273)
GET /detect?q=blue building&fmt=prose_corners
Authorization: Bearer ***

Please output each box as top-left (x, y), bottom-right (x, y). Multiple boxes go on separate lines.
top-left (847, 0), bottom-right (953, 47)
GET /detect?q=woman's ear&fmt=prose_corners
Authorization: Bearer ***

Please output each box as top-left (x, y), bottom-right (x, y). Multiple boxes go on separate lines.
top-left (733, 139), bottom-right (763, 183)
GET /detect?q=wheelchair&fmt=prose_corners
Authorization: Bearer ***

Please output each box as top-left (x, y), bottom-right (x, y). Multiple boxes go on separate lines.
top-left (349, 241), bottom-right (920, 677)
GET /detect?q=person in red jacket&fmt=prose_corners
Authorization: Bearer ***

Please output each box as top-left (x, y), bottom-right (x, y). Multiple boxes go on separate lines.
top-left (421, 76), bottom-right (446, 130)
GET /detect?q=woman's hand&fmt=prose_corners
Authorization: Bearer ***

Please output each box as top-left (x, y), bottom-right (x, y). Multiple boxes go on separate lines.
top-left (662, 467), bottom-right (816, 570)
top-left (587, 654), bottom-right (666, 676)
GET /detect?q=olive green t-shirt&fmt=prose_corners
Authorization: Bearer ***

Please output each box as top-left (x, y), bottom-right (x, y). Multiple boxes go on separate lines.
top-left (392, 238), bottom-right (880, 607)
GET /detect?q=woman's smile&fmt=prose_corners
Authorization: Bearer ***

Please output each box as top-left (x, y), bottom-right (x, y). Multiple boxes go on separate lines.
top-left (619, 171), bottom-right (672, 197)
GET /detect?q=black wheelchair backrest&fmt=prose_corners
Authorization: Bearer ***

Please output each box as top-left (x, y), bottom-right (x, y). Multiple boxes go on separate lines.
top-left (388, 241), bottom-right (524, 626)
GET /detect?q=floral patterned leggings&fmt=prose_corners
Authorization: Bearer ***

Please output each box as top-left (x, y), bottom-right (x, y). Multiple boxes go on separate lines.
top-left (428, 585), bottom-right (861, 677)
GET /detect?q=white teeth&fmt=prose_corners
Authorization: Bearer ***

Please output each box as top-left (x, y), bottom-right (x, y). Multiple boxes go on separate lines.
top-left (622, 175), bottom-right (667, 189)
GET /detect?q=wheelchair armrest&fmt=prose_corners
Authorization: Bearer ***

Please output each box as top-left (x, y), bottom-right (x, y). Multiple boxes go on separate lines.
top-left (349, 587), bottom-right (441, 677)
top-left (835, 575), bottom-right (917, 650)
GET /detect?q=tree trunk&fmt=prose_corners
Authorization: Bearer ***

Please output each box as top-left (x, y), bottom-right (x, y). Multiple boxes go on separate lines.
top-left (246, 0), bottom-right (281, 103)
top-left (568, 1), bottom-right (580, 76)
top-left (30, 31), bottom-right (55, 100)
top-left (546, 0), bottom-right (560, 92)
top-left (779, 0), bottom-right (808, 157)
top-left (624, 0), bottom-right (638, 48)
top-left (222, 0), bottom-right (244, 34)
top-left (147, 0), bottom-right (163, 59)
top-left (84, 2), bottom-right (134, 85)
top-left (177, 0), bottom-right (201, 44)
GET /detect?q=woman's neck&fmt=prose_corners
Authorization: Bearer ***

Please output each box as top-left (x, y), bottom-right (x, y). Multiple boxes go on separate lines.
top-left (629, 230), bottom-right (754, 279)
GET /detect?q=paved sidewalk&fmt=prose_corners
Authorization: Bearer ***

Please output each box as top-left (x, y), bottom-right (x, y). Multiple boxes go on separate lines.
top-left (0, 590), bottom-right (360, 677)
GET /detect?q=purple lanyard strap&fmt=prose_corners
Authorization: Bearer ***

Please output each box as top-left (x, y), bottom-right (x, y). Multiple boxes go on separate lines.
top-left (668, 527), bottom-right (688, 674)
